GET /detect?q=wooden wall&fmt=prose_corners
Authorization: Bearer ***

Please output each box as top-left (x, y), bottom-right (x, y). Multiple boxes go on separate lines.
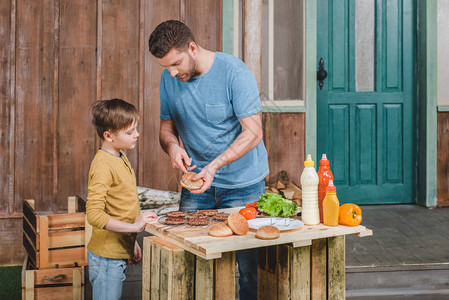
top-left (263, 113), bottom-right (305, 187)
top-left (0, 0), bottom-right (222, 265)
top-left (0, 0), bottom-right (222, 217)
top-left (437, 112), bottom-right (449, 206)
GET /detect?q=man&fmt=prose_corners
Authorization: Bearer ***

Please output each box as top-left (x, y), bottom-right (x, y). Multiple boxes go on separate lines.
top-left (149, 20), bottom-right (269, 300)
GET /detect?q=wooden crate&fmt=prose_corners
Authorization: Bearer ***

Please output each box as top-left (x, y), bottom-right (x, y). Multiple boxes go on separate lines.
top-left (142, 236), bottom-right (236, 300)
top-left (23, 196), bottom-right (92, 269)
top-left (22, 254), bottom-right (85, 300)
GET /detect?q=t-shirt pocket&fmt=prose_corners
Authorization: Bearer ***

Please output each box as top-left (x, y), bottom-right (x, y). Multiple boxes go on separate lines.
top-left (205, 104), bottom-right (227, 124)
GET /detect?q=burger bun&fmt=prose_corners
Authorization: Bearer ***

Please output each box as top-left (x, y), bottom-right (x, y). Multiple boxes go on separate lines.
top-left (255, 225), bottom-right (280, 240)
top-left (180, 172), bottom-right (204, 190)
top-left (227, 213), bottom-right (249, 235)
top-left (208, 223), bottom-right (233, 237)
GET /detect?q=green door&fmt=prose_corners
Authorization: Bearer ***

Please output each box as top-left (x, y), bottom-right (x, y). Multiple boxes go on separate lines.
top-left (317, 0), bottom-right (416, 204)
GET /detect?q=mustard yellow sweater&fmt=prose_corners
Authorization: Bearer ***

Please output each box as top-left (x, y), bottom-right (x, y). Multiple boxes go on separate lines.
top-left (86, 150), bottom-right (140, 259)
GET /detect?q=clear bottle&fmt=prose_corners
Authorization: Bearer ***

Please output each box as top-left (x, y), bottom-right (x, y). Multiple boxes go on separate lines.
top-left (317, 154), bottom-right (334, 223)
top-left (300, 154), bottom-right (320, 225)
top-left (323, 180), bottom-right (339, 226)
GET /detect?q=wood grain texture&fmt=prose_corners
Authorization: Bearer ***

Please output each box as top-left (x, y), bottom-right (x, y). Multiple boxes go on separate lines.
top-left (214, 251), bottom-right (235, 300)
top-left (291, 245), bottom-right (311, 300)
top-left (0, 0), bottom-right (12, 213)
top-left (311, 238), bottom-right (327, 300)
top-left (263, 113), bottom-right (305, 187)
top-left (437, 112), bottom-right (449, 204)
top-left (58, 0), bottom-right (97, 207)
top-left (0, 218), bottom-right (25, 265)
top-left (243, 0), bottom-right (262, 92)
top-left (184, 0), bottom-right (222, 51)
top-left (195, 256), bottom-right (214, 299)
top-left (15, 0), bottom-right (57, 212)
top-left (328, 236), bottom-right (345, 299)
top-left (142, 0), bottom-right (179, 191)
top-left (100, 0), bottom-right (140, 169)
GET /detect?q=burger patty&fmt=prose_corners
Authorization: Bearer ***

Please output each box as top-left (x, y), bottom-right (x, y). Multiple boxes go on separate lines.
top-left (188, 218), bottom-right (210, 226)
top-left (197, 209), bottom-right (218, 216)
top-left (213, 213), bottom-right (230, 221)
top-left (164, 217), bottom-right (186, 225)
top-left (186, 212), bottom-right (207, 219)
top-left (166, 211), bottom-right (187, 218)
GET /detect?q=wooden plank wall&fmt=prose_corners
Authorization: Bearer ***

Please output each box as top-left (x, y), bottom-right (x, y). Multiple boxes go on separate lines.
top-left (263, 113), bottom-right (305, 187)
top-left (437, 112), bottom-right (449, 206)
top-left (0, 0), bottom-right (221, 216)
top-left (0, 0), bottom-right (222, 265)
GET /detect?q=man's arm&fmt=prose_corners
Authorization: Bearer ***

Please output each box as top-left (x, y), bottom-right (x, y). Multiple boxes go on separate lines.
top-left (160, 119), bottom-right (195, 173)
top-left (191, 111), bottom-right (263, 193)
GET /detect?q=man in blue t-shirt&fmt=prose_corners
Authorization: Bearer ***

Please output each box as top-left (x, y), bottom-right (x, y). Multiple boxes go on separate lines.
top-left (149, 20), bottom-right (269, 299)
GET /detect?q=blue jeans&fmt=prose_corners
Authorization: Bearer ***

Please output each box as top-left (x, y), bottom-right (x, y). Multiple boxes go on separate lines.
top-left (87, 250), bottom-right (128, 300)
top-left (180, 180), bottom-right (265, 300)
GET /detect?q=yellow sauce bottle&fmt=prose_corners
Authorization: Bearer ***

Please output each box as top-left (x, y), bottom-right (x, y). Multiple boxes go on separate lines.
top-left (323, 179), bottom-right (339, 226)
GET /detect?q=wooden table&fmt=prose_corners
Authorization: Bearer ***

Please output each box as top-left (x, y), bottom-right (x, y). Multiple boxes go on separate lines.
top-left (143, 207), bottom-right (372, 300)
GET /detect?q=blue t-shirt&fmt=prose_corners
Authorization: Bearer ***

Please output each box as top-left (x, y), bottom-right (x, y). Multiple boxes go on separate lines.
top-left (159, 52), bottom-right (269, 188)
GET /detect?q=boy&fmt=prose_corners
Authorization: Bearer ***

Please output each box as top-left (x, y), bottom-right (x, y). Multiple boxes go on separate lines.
top-left (86, 99), bottom-right (157, 300)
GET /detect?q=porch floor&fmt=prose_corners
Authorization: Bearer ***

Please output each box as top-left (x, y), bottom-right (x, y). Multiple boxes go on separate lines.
top-left (115, 204), bottom-right (449, 299)
top-left (346, 204), bottom-right (449, 299)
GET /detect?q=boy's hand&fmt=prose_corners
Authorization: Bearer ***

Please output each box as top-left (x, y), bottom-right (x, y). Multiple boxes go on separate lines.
top-left (133, 211), bottom-right (158, 232)
top-left (128, 241), bottom-right (141, 265)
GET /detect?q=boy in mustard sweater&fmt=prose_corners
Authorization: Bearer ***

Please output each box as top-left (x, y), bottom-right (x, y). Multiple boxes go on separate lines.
top-left (86, 99), bottom-right (157, 300)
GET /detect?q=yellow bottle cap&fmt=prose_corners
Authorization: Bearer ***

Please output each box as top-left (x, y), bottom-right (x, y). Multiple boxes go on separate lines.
top-left (304, 154), bottom-right (315, 167)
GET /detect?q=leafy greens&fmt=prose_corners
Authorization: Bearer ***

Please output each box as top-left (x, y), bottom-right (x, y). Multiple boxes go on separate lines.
top-left (256, 193), bottom-right (298, 217)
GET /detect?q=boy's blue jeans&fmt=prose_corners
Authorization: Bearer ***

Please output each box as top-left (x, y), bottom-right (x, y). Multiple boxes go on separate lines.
top-left (180, 179), bottom-right (265, 300)
top-left (87, 250), bottom-right (128, 300)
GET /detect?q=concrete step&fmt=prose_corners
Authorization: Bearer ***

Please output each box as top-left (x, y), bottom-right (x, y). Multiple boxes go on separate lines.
top-left (346, 263), bottom-right (449, 299)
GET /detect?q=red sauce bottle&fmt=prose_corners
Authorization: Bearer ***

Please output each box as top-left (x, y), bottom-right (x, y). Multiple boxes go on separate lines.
top-left (317, 154), bottom-right (334, 223)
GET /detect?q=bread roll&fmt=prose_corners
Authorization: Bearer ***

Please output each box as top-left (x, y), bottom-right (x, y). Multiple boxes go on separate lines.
top-left (255, 225), bottom-right (280, 240)
top-left (208, 223), bottom-right (233, 237)
top-left (227, 213), bottom-right (249, 235)
top-left (180, 172), bottom-right (204, 190)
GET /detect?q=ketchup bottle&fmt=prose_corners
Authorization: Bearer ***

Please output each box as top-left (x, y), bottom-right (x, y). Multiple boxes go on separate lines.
top-left (317, 154), bottom-right (333, 223)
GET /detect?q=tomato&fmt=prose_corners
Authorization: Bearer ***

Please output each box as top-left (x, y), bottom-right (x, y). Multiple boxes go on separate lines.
top-left (239, 207), bottom-right (257, 220)
top-left (245, 200), bottom-right (259, 208)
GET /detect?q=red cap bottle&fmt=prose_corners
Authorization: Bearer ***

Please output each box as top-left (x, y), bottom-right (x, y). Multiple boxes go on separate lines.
top-left (317, 154), bottom-right (334, 223)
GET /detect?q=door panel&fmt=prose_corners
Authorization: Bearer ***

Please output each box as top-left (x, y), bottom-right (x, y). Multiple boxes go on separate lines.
top-left (317, 0), bottom-right (416, 204)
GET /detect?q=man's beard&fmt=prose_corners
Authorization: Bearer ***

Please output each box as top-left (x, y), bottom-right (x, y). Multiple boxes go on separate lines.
top-left (177, 54), bottom-right (197, 82)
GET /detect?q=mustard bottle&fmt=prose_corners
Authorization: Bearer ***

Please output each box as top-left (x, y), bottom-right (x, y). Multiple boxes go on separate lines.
top-left (323, 179), bottom-right (339, 226)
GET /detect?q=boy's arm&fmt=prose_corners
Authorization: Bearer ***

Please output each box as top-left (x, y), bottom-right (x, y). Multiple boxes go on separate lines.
top-left (87, 164), bottom-right (157, 232)
top-left (104, 211), bottom-right (157, 233)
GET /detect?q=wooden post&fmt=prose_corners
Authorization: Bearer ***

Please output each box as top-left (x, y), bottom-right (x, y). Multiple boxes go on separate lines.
top-left (291, 244), bottom-right (311, 299)
top-left (195, 256), bottom-right (214, 299)
top-left (243, 0), bottom-right (263, 94)
top-left (39, 216), bottom-right (49, 269)
top-left (277, 245), bottom-right (291, 299)
top-left (150, 240), bottom-right (161, 299)
top-left (257, 247), bottom-right (268, 299)
top-left (328, 236), bottom-right (345, 299)
top-left (72, 268), bottom-right (82, 300)
top-left (311, 238), bottom-right (327, 300)
top-left (142, 237), bottom-right (152, 300)
top-left (214, 251), bottom-right (236, 300)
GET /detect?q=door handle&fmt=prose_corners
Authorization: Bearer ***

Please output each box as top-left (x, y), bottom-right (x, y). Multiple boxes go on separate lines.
top-left (317, 58), bottom-right (327, 90)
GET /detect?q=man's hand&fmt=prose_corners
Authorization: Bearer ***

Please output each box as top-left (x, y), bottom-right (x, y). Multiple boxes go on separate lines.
top-left (190, 163), bottom-right (218, 194)
top-left (168, 144), bottom-right (197, 173)
top-left (128, 241), bottom-right (142, 265)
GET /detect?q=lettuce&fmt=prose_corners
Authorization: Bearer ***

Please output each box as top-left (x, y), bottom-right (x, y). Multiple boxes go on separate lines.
top-left (256, 193), bottom-right (298, 217)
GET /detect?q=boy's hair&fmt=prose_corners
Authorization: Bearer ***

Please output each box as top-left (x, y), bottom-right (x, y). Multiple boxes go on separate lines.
top-left (148, 20), bottom-right (196, 58)
top-left (91, 99), bottom-right (139, 139)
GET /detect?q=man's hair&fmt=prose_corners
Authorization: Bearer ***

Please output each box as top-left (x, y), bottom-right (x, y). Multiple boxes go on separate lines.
top-left (148, 20), bottom-right (196, 58)
top-left (91, 99), bottom-right (139, 139)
